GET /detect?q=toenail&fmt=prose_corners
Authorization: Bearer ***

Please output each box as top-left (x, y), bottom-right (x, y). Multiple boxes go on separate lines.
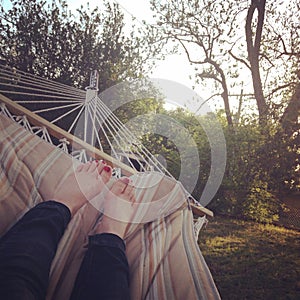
top-left (121, 177), bottom-right (130, 184)
top-left (101, 159), bottom-right (107, 164)
top-left (103, 166), bottom-right (111, 172)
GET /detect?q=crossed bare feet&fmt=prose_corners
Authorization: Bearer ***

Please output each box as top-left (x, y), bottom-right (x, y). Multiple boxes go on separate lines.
top-left (52, 161), bottom-right (138, 239)
top-left (52, 160), bottom-right (112, 216)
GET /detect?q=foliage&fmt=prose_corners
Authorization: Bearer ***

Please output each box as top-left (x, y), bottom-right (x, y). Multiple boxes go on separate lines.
top-left (98, 96), bottom-right (165, 154)
top-left (151, 0), bottom-right (243, 126)
top-left (243, 179), bottom-right (280, 223)
top-left (0, 0), bottom-right (166, 151)
top-left (206, 112), bottom-right (298, 222)
top-left (152, 108), bottom-right (298, 223)
top-left (0, 0), bottom-right (298, 225)
top-left (140, 107), bottom-right (213, 193)
top-left (150, 0), bottom-right (299, 223)
top-left (260, 1), bottom-right (300, 106)
top-left (0, 0), bottom-right (163, 90)
top-left (151, 0), bottom-right (300, 127)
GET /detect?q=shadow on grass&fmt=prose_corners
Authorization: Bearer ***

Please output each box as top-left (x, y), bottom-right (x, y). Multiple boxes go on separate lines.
top-left (198, 216), bottom-right (300, 300)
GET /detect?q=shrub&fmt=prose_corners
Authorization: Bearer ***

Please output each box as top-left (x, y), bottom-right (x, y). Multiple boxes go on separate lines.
top-left (242, 179), bottom-right (281, 223)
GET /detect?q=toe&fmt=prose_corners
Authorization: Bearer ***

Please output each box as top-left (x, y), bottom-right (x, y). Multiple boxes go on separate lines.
top-left (123, 184), bottom-right (136, 202)
top-left (128, 186), bottom-right (136, 202)
top-left (110, 178), bottom-right (129, 195)
top-left (96, 160), bottom-right (106, 173)
top-left (99, 164), bottom-right (112, 183)
top-left (81, 161), bottom-right (92, 172)
top-left (76, 163), bottom-right (84, 172)
top-left (110, 178), bottom-right (135, 201)
top-left (87, 160), bottom-right (98, 173)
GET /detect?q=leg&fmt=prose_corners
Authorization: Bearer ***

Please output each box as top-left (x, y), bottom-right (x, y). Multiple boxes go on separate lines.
top-left (70, 233), bottom-right (130, 300)
top-left (71, 178), bottom-right (136, 300)
top-left (0, 201), bottom-right (71, 300)
top-left (0, 161), bottom-right (112, 300)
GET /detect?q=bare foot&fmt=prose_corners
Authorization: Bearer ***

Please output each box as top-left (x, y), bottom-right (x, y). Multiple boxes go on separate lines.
top-left (94, 177), bottom-right (137, 239)
top-left (51, 160), bottom-right (112, 216)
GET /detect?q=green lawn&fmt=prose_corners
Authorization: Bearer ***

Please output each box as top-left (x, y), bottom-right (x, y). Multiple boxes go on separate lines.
top-left (198, 216), bottom-right (300, 300)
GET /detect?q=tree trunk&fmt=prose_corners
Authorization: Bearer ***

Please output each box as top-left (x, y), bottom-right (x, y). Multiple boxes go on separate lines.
top-left (246, 0), bottom-right (268, 124)
top-left (207, 58), bottom-right (233, 127)
top-left (281, 81), bottom-right (300, 134)
top-left (221, 75), bottom-right (233, 128)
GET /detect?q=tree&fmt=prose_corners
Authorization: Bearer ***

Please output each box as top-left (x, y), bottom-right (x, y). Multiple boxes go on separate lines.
top-left (245, 0), bottom-right (268, 124)
top-left (261, 1), bottom-right (300, 191)
top-left (150, 0), bottom-right (300, 223)
top-left (151, 0), bottom-right (242, 127)
top-left (0, 0), bottom-right (166, 156)
top-left (151, 0), bottom-right (299, 126)
top-left (231, 0), bottom-right (300, 127)
top-left (0, 0), bottom-right (163, 90)
top-left (262, 1), bottom-right (300, 129)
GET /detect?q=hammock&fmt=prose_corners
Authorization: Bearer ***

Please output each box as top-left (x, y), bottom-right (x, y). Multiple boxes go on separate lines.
top-left (0, 66), bottom-right (214, 217)
top-left (0, 66), bottom-right (220, 299)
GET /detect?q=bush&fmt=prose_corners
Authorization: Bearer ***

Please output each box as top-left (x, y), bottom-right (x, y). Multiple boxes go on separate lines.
top-left (207, 116), bottom-right (289, 224)
top-left (242, 179), bottom-right (281, 223)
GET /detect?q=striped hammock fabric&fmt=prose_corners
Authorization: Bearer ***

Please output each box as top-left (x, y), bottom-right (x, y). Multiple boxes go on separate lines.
top-left (0, 114), bottom-right (220, 299)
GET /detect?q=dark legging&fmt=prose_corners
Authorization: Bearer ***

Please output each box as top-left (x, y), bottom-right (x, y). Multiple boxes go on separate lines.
top-left (0, 201), bottom-right (130, 300)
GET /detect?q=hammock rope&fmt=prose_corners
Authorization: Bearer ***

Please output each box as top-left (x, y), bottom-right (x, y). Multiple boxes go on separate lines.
top-left (0, 65), bottom-right (213, 218)
top-left (0, 66), bottom-right (84, 96)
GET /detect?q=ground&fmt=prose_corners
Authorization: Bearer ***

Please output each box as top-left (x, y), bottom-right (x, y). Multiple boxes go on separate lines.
top-left (198, 216), bottom-right (300, 300)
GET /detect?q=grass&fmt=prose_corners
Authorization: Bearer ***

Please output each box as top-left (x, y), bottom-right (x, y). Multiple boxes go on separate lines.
top-left (198, 216), bottom-right (300, 300)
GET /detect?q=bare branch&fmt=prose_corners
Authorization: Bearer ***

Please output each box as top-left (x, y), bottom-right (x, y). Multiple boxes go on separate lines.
top-left (265, 82), bottom-right (298, 100)
top-left (260, 53), bottom-right (275, 67)
top-left (177, 39), bottom-right (207, 64)
top-left (229, 49), bottom-right (250, 69)
top-left (195, 93), bottom-right (222, 113)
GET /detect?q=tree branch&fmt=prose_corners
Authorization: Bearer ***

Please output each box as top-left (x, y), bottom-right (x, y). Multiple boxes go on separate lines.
top-left (195, 93), bottom-right (222, 114)
top-left (177, 39), bottom-right (207, 65)
top-left (265, 82), bottom-right (298, 100)
top-left (229, 49), bottom-right (251, 69)
top-left (197, 71), bottom-right (222, 84)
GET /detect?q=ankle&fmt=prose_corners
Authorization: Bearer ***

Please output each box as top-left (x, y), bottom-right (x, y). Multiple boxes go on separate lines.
top-left (95, 218), bottom-right (126, 239)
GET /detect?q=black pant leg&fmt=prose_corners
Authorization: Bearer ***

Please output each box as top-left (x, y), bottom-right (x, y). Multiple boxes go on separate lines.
top-left (71, 233), bottom-right (130, 300)
top-left (0, 201), bottom-right (71, 300)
